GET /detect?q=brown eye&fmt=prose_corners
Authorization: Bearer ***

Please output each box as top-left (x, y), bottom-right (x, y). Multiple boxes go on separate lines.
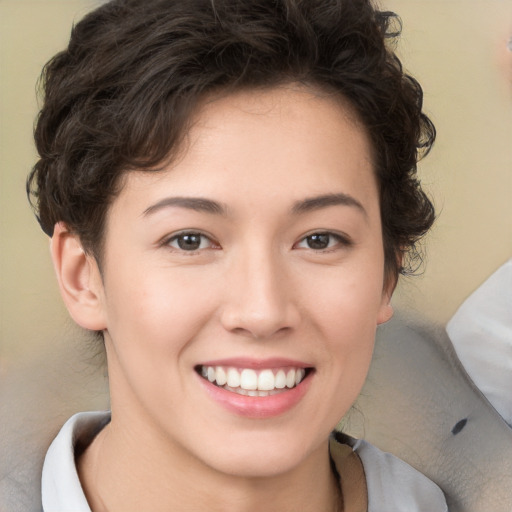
top-left (295, 232), bottom-right (350, 251)
top-left (305, 234), bottom-right (330, 249)
top-left (168, 232), bottom-right (212, 251)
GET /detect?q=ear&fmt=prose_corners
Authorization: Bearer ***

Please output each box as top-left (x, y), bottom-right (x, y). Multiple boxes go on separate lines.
top-left (377, 296), bottom-right (394, 326)
top-left (376, 273), bottom-right (397, 326)
top-left (50, 222), bottom-right (107, 331)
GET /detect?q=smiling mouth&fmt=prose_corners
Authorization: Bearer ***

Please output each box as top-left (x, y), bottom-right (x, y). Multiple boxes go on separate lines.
top-left (195, 365), bottom-right (312, 397)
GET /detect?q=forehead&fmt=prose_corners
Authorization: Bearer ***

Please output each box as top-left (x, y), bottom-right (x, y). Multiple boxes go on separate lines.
top-left (189, 84), bottom-right (370, 160)
top-left (109, 85), bottom-right (377, 221)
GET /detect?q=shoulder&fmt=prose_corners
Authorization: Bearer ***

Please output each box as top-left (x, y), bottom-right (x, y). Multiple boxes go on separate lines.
top-left (41, 411), bottom-right (110, 512)
top-left (330, 432), bottom-right (448, 512)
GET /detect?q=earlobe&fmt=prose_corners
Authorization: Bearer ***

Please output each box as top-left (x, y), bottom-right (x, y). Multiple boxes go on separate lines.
top-left (377, 301), bottom-right (394, 325)
top-left (377, 276), bottom-right (396, 325)
top-left (50, 222), bottom-right (107, 331)
top-left (377, 259), bottom-right (401, 325)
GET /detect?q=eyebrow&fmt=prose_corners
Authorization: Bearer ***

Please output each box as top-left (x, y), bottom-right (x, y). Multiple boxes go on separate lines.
top-left (142, 196), bottom-right (227, 216)
top-left (142, 192), bottom-right (366, 218)
top-left (291, 193), bottom-right (367, 216)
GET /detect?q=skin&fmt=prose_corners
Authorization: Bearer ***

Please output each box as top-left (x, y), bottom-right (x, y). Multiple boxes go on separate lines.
top-left (51, 85), bottom-right (393, 512)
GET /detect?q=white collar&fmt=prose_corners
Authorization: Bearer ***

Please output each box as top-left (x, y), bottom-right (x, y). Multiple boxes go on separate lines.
top-left (42, 411), bottom-right (110, 512)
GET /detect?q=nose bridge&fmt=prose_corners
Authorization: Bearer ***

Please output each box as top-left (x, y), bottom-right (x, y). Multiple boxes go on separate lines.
top-left (221, 242), bottom-right (297, 338)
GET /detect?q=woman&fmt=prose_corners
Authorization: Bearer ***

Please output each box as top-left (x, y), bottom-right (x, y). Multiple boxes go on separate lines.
top-left (28, 0), bottom-right (447, 510)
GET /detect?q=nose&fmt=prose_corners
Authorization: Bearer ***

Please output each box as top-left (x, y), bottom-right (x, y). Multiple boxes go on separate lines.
top-left (220, 248), bottom-right (300, 339)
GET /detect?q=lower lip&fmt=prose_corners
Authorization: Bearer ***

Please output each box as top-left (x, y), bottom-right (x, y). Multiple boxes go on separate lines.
top-left (197, 372), bottom-right (313, 419)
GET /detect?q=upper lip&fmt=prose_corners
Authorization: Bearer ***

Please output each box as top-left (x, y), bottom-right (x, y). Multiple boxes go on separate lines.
top-left (197, 357), bottom-right (312, 369)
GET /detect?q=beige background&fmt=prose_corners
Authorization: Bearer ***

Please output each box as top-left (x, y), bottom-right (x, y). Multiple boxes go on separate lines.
top-left (1, 0), bottom-right (511, 364)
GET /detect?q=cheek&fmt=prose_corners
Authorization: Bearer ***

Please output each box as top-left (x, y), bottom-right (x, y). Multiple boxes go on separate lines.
top-left (103, 264), bottom-right (219, 358)
top-left (302, 257), bottom-right (384, 385)
top-left (321, 305), bottom-right (377, 422)
top-left (323, 306), bottom-right (377, 388)
top-left (101, 268), bottom-right (221, 412)
top-left (302, 256), bottom-right (386, 331)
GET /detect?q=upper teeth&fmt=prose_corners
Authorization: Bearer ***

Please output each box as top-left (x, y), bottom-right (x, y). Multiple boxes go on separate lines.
top-left (201, 366), bottom-right (306, 391)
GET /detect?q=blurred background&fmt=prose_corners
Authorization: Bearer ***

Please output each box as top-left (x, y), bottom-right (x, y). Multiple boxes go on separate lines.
top-left (1, 0), bottom-right (511, 368)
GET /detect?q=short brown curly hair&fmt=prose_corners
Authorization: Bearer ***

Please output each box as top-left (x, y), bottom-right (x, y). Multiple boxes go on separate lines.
top-left (27, 0), bottom-right (435, 282)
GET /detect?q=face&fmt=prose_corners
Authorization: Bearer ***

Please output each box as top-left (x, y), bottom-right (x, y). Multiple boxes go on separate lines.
top-left (91, 86), bottom-right (392, 478)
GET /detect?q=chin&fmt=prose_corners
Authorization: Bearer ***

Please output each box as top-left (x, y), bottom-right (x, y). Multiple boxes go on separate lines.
top-left (211, 452), bottom-right (306, 479)
top-left (195, 429), bottom-right (326, 479)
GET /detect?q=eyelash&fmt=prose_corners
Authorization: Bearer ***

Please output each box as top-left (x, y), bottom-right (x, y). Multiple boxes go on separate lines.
top-left (163, 230), bottom-right (351, 254)
top-left (164, 231), bottom-right (219, 252)
top-left (294, 232), bottom-right (352, 252)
